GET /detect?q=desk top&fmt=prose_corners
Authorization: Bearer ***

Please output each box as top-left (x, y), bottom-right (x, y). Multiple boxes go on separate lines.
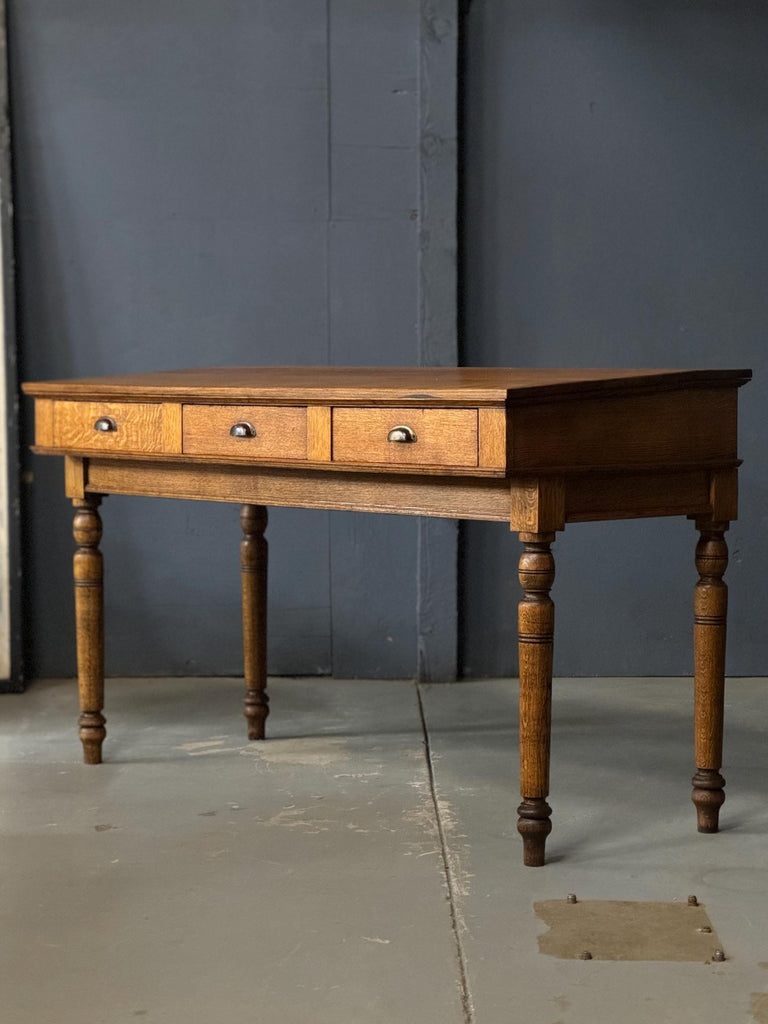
top-left (23, 366), bottom-right (751, 406)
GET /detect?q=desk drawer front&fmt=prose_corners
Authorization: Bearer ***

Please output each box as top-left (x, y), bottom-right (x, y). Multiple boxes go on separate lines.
top-left (332, 408), bottom-right (478, 468)
top-left (52, 401), bottom-right (167, 453)
top-left (182, 405), bottom-right (307, 459)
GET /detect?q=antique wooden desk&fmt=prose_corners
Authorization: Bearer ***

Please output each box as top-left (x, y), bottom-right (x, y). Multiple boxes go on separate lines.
top-left (23, 367), bottom-right (751, 866)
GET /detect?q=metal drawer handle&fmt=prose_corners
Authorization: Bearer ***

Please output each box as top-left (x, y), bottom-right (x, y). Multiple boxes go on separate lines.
top-left (387, 425), bottom-right (417, 444)
top-left (93, 416), bottom-right (117, 433)
top-left (230, 421), bottom-right (257, 439)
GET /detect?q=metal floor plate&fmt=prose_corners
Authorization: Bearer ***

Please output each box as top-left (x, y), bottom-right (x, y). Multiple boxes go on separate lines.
top-left (535, 899), bottom-right (723, 962)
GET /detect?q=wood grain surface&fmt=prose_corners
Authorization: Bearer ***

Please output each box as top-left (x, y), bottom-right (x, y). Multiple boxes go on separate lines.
top-left (84, 459), bottom-right (513, 521)
top-left (510, 388), bottom-right (738, 471)
top-left (182, 404), bottom-right (307, 460)
top-left (691, 518), bottom-right (729, 833)
top-left (72, 499), bottom-right (106, 764)
top-left (52, 401), bottom-right (173, 454)
top-left (306, 406), bottom-right (332, 462)
top-left (240, 505), bottom-right (269, 741)
top-left (332, 407), bottom-right (478, 468)
top-left (516, 533), bottom-right (556, 867)
top-left (23, 366), bottom-right (752, 405)
top-left (477, 406), bottom-right (507, 469)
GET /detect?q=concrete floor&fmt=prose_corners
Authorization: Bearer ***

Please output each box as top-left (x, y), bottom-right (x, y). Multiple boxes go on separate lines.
top-left (1, 676), bottom-right (767, 1024)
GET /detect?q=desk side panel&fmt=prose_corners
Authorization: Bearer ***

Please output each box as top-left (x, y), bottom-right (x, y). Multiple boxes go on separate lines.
top-left (510, 387), bottom-right (738, 472)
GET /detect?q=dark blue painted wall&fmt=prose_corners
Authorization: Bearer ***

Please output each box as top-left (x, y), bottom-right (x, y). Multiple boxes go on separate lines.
top-left (13, 1), bottom-right (458, 680)
top-left (460, 0), bottom-right (767, 676)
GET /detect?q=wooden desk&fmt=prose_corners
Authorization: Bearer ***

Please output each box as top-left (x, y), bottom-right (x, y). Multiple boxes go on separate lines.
top-left (23, 366), bottom-right (751, 866)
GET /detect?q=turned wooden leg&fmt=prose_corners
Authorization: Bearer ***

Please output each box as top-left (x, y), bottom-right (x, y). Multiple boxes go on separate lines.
top-left (73, 498), bottom-right (106, 764)
top-left (241, 504), bottom-right (269, 740)
top-left (516, 532), bottom-right (555, 866)
top-left (692, 518), bottom-right (729, 833)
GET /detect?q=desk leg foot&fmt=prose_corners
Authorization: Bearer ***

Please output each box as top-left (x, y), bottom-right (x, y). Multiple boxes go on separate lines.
top-left (692, 769), bottom-right (726, 833)
top-left (517, 533), bottom-right (555, 867)
top-left (517, 798), bottom-right (553, 866)
top-left (241, 504), bottom-right (269, 740)
top-left (73, 500), bottom-right (106, 764)
top-left (79, 711), bottom-right (107, 765)
top-left (692, 519), bottom-right (728, 833)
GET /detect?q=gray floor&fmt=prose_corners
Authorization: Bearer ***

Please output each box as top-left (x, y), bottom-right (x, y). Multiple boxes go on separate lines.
top-left (2, 676), bottom-right (767, 1024)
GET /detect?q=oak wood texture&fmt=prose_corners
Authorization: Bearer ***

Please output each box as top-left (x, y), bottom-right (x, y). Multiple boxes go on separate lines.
top-left (25, 370), bottom-right (750, 484)
top-left (477, 407), bottom-right (507, 470)
top-left (84, 459), bottom-right (514, 521)
top-left (516, 534), bottom-right (556, 867)
top-left (51, 400), bottom-right (179, 454)
top-left (64, 456), bottom-right (87, 501)
top-left (162, 402), bottom-right (183, 454)
top-left (34, 397), bottom-right (54, 446)
top-left (183, 404), bottom-right (307, 460)
top-left (34, 446), bottom-right (506, 478)
top-left (22, 366), bottom-right (751, 405)
top-left (510, 478), bottom-right (566, 534)
top-left (564, 469), bottom-right (712, 523)
top-left (692, 519), bottom-right (729, 833)
top-left (75, 460), bottom-right (725, 529)
top-left (23, 365), bottom-right (752, 865)
top-left (72, 499), bottom-right (106, 764)
top-left (332, 407), bottom-right (478, 468)
top-left (709, 468), bottom-right (739, 522)
top-left (306, 405), bottom-right (332, 462)
top-left (241, 505), bottom-right (269, 741)
top-left (510, 388), bottom-right (738, 472)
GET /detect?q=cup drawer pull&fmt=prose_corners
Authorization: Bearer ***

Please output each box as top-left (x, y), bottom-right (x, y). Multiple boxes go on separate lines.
top-left (93, 416), bottom-right (117, 433)
top-left (229, 421), bottom-right (257, 439)
top-left (387, 425), bottom-right (417, 444)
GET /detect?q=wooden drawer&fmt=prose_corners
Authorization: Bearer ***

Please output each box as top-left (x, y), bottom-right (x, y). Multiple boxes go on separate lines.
top-left (182, 405), bottom-right (307, 459)
top-left (332, 408), bottom-right (478, 468)
top-left (50, 401), bottom-right (172, 453)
